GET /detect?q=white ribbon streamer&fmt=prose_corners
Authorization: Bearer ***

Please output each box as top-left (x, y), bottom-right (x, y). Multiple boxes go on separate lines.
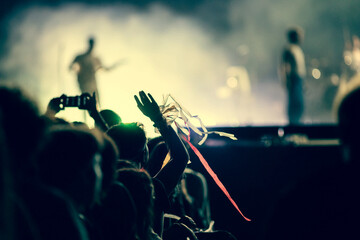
top-left (158, 94), bottom-right (237, 145)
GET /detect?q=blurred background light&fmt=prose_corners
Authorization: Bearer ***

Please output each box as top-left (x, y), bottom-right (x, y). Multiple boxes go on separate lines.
top-left (0, 0), bottom-right (359, 134)
top-left (312, 68), bottom-right (321, 79)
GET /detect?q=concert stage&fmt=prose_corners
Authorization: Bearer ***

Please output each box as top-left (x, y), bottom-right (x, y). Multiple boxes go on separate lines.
top-left (186, 124), bottom-right (341, 240)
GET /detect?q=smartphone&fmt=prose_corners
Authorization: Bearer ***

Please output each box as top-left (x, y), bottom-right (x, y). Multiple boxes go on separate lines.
top-left (58, 94), bottom-right (90, 110)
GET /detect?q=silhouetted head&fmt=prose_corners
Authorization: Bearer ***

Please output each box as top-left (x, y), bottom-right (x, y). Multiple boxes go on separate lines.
top-left (72, 121), bottom-right (90, 129)
top-left (100, 134), bottom-right (119, 195)
top-left (106, 122), bottom-right (148, 168)
top-left (93, 181), bottom-right (137, 240)
top-left (116, 168), bottom-right (154, 240)
top-left (147, 136), bottom-right (164, 154)
top-left (116, 159), bottom-right (138, 170)
top-left (44, 116), bottom-right (71, 126)
top-left (337, 86), bottom-right (360, 165)
top-left (145, 140), bottom-right (167, 176)
top-left (0, 85), bottom-right (45, 179)
top-left (37, 127), bottom-right (103, 210)
top-left (88, 37), bottom-right (95, 52)
top-left (287, 27), bottom-right (304, 44)
top-left (100, 109), bottom-right (122, 128)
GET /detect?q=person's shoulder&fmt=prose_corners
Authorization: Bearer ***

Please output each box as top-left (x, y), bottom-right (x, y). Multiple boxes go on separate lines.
top-left (283, 45), bottom-right (293, 54)
top-left (74, 53), bottom-right (87, 60)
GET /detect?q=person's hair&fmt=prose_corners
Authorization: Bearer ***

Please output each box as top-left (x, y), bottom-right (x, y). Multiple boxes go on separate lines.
top-left (100, 109), bottom-right (122, 128)
top-left (287, 27), bottom-right (303, 44)
top-left (147, 136), bottom-right (164, 154)
top-left (37, 127), bottom-right (102, 190)
top-left (0, 85), bottom-right (45, 177)
top-left (106, 122), bottom-right (147, 166)
top-left (72, 121), bottom-right (90, 129)
top-left (146, 140), bottom-right (167, 176)
top-left (100, 134), bottom-right (119, 194)
top-left (45, 116), bottom-right (71, 126)
top-left (337, 86), bottom-right (360, 145)
top-left (116, 168), bottom-right (154, 240)
top-left (116, 159), bottom-right (138, 170)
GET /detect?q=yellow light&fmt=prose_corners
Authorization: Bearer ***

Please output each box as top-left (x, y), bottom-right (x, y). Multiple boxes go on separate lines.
top-left (216, 86), bottom-right (232, 99)
top-left (330, 74), bottom-right (339, 85)
top-left (226, 77), bottom-right (238, 88)
top-left (312, 68), bottom-right (321, 79)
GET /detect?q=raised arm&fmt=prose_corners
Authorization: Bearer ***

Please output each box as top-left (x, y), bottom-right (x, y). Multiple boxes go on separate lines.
top-left (86, 92), bottom-right (109, 132)
top-left (69, 56), bottom-right (80, 73)
top-left (100, 59), bottom-right (127, 72)
top-left (44, 96), bottom-right (62, 120)
top-left (134, 91), bottom-right (189, 196)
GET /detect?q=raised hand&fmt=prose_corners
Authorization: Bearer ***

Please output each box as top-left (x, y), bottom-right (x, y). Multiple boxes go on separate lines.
top-left (136, 91), bottom-right (190, 198)
top-left (86, 92), bottom-right (109, 131)
top-left (84, 92), bottom-right (97, 112)
top-left (48, 97), bottom-right (62, 113)
top-left (134, 91), bottom-right (164, 123)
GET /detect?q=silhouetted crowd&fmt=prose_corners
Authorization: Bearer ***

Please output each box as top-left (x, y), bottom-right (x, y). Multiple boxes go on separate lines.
top-left (2, 80), bottom-right (360, 239)
top-left (0, 86), bottom-right (238, 240)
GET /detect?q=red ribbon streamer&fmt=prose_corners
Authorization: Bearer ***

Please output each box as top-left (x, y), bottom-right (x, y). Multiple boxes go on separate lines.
top-left (183, 137), bottom-right (251, 222)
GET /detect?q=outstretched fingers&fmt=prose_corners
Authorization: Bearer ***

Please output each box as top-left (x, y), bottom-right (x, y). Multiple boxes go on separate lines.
top-left (134, 95), bottom-right (143, 108)
top-left (139, 91), bottom-right (151, 104)
top-left (147, 93), bottom-right (158, 106)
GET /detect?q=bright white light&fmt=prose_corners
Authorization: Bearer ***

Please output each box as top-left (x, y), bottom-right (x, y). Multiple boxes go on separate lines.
top-left (2, 4), bottom-right (233, 137)
top-left (1, 2), bottom-right (295, 132)
top-left (312, 68), bottom-right (321, 79)
top-left (216, 86), bottom-right (232, 99)
top-left (226, 77), bottom-right (238, 88)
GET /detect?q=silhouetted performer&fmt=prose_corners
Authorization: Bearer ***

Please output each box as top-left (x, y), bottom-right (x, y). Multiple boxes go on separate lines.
top-left (70, 37), bottom-right (119, 105)
top-left (280, 27), bottom-right (306, 124)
